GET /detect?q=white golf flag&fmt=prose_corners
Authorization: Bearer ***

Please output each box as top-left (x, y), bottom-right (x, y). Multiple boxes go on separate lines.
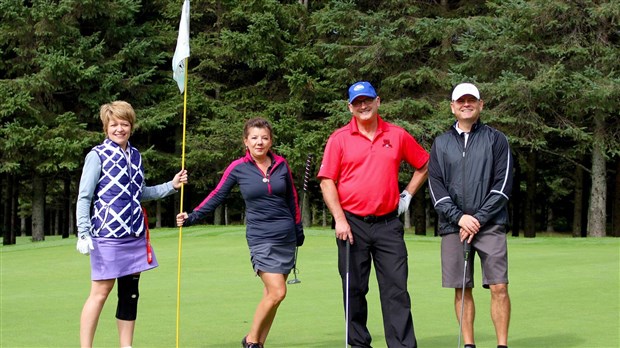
top-left (172, 0), bottom-right (190, 93)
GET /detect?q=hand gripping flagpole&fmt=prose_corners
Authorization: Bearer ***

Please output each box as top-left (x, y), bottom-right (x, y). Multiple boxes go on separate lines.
top-left (172, 1), bottom-right (190, 347)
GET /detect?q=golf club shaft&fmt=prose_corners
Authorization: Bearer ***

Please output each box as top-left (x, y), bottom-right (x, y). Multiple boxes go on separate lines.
top-left (287, 248), bottom-right (301, 284)
top-left (458, 240), bottom-right (471, 348)
top-left (290, 154), bottom-right (314, 285)
top-left (345, 241), bottom-right (350, 348)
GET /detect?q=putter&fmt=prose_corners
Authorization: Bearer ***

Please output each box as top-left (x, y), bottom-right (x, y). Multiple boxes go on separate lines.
top-left (457, 240), bottom-right (472, 348)
top-left (345, 241), bottom-right (350, 348)
top-left (287, 154), bottom-right (313, 285)
top-left (287, 248), bottom-right (301, 284)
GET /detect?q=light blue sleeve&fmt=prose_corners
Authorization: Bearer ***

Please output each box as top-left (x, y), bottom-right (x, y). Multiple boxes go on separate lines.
top-left (141, 181), bottom-right (177, 202)
top-left (76, 151), bottom-right (101, 235)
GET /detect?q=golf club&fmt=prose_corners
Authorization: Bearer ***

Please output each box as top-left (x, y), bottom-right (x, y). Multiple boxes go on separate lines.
top-left (287, 247), bottom-right (301, 284)
top-left (457, 239), bottom-right (472, 348)
top-left (287, 154), bottom-right (313, 285)
top-left (345, 241), bottom-right (350, 348)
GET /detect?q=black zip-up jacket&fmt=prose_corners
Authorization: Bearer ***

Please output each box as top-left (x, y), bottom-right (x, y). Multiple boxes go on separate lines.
top-left (428, 120), bottom-right (513, 235)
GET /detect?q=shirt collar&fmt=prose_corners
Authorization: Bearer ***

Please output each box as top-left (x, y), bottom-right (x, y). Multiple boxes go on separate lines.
top-left (452, 119), bottom-right (482, 134)
top-left (349, 115), bottom-right (389, 135)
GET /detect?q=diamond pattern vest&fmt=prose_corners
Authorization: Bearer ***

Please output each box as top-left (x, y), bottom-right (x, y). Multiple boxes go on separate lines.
top-left (91, 139), bottom-right (145, 238)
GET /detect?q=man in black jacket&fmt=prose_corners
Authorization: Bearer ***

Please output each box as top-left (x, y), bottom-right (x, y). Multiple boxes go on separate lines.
top-left (428, 83), bottom-right (513, 348)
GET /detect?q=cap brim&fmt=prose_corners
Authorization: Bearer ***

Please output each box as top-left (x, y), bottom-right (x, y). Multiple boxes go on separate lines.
top-left (349, 93), bottom-right (376, 104)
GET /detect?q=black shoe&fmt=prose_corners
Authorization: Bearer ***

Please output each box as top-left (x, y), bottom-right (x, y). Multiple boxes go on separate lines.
top-left (242, 336), bottom-right (263, 348)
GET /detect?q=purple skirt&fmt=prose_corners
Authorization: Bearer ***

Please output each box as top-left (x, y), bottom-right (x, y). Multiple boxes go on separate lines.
top-left (90, 235), bottom-right (158, 280)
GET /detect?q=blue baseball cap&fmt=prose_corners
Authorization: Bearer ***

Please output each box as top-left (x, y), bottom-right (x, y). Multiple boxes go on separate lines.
top-left (348, 81), bottom-right (377, 104)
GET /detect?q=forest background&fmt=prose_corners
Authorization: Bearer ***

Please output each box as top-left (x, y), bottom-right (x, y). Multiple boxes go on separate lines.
top-left (1, 0), bottom-right (619, 244)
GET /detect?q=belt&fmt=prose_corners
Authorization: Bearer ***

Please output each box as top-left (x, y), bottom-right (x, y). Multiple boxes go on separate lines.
top-left (346, 210), bottom-right (399, 224)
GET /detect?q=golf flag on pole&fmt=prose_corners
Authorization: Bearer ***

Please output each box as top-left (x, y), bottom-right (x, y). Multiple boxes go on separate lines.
top-left (173, 2), bottom-right (190, 348)
top-left (172, 0), bottom-right (190, 93)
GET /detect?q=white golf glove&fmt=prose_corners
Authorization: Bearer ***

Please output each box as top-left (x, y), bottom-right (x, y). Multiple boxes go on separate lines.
top-left (398, 190), bottom-right (412, 215)
top-left (76, 232), bottom-right (94, 255)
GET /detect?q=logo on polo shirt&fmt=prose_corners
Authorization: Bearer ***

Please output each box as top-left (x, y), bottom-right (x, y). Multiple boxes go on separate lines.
top-left (383, 139), bottom-right (392, 148)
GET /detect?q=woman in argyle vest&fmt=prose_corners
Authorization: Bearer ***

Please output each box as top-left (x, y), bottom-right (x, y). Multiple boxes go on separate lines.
top-left (76, 101), bottom-right (187, 348)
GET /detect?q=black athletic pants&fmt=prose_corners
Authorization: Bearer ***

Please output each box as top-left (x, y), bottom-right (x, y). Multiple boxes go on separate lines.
top-left (338, 212), bottom-right (417, 348)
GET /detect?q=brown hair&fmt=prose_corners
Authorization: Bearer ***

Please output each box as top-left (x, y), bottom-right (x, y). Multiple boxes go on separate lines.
top-left (243, 117), bottom-right (273, 139)
top-left (100, 101), bottom-right (136, 135)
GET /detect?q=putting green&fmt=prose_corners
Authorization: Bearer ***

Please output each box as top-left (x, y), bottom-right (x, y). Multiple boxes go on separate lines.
top-left (1, 227), bottom-right (618, 347)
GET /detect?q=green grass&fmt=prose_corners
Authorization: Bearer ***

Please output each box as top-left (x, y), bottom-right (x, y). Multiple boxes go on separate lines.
top-left (1, 227), bottom-right (619, 348)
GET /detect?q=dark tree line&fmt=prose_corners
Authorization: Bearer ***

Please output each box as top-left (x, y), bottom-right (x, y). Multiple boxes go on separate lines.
top-left (1, 0), bottom-right (618, 244)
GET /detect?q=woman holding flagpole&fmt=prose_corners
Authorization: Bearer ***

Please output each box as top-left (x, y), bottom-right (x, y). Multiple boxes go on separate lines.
top-left (176, 117), bottom-right (304, 348)
top-left (76, 101), bottom-right (187, 348)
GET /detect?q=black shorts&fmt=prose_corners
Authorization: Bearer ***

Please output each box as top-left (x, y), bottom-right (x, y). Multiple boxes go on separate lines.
top-left (441, 225), bottom-right (508, 289)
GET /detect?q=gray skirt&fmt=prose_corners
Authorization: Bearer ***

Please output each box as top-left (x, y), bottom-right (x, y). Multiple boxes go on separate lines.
top-left (249, 242), bottom-right (296, 275)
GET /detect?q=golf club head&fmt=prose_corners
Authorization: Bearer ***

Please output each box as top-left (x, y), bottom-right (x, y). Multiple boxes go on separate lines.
top-left (287, 278), bottom-right (301, 285)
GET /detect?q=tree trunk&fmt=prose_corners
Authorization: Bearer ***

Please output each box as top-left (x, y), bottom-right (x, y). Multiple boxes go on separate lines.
top-left (572, 164), bottom-right (584, 237)
top-left (587, 115), bottom-right (607, 237)
top-left (322, 203), bottom-right (327, 227)
top-left (214, 205), bottom-right (223, 225)
top-left (511, 152), bottom-right (521, 237)
top-left (546, 207), bottom-right (554, 232)
top-left (54, 209), bottom-right (60, 236)
top-left (2, 173), bottom-right (15, 245)
top-left (403, 207), bottom-right (411, 229)
top-left (524, 151), bottom-right (537, 238)
top-left (0, 173), bottom-right (4, 235)
top-left (62, 177), bottom-right (70, 238)
top-left (302, 190), bottom-right (311, 227)
top-left (225, 204), bottom-right (229, 225)
top-left (73, 174), bottom-right (81, 236)
top-left (32, 175), bottom-right (46, 241)
top-left (10, 174), bottom-right (18, 243)
top-left (612, 157), bottom-right (620, 237)
top-left (68, 200), bottom-right (75, 236)
top-left (413, 187), bottom-right (426, 235)
top-left (21, 217), bottom-right (27, 237)
top-left (156, 200), bottom-right (162, 228)
top-left (426, 206), bottom-right (432, 229)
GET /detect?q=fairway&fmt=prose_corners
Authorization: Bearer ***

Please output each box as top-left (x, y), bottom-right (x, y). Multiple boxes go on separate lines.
top-left (1, 227), bottom-right (618, 348)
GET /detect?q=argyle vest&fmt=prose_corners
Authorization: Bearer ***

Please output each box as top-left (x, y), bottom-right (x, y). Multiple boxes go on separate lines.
top-left (91, 139), bottom-right (145, 238)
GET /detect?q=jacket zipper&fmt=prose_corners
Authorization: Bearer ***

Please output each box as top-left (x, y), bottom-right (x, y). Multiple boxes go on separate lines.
top-left (255, 160), bottom-right (276, 195)
top-left (461, 132), bottom-right (468, 214)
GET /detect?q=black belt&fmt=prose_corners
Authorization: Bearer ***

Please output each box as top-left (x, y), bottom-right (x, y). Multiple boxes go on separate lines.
top-left (346, 210), bottom-right (398, 224)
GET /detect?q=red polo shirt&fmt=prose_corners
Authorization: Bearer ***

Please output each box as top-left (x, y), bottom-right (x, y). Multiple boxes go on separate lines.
top-left (318, 116), bottom-right (429, 216)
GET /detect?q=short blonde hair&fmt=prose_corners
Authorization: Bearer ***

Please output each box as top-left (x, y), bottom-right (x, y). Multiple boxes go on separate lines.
top-left (100, 101), bottom-right (136, 135)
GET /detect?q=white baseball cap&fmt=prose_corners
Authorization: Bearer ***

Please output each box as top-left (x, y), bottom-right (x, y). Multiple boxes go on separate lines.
top-left (451, 83), bottom-right (480, 101)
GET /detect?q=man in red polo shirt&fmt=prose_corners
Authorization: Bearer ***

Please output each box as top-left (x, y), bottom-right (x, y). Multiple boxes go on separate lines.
top-left (318, 81), bottom-right (429, 348)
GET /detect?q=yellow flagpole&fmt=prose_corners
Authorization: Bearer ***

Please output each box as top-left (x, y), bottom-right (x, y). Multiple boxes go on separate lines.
top-left (176, 57), bottom-right (189, 348)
